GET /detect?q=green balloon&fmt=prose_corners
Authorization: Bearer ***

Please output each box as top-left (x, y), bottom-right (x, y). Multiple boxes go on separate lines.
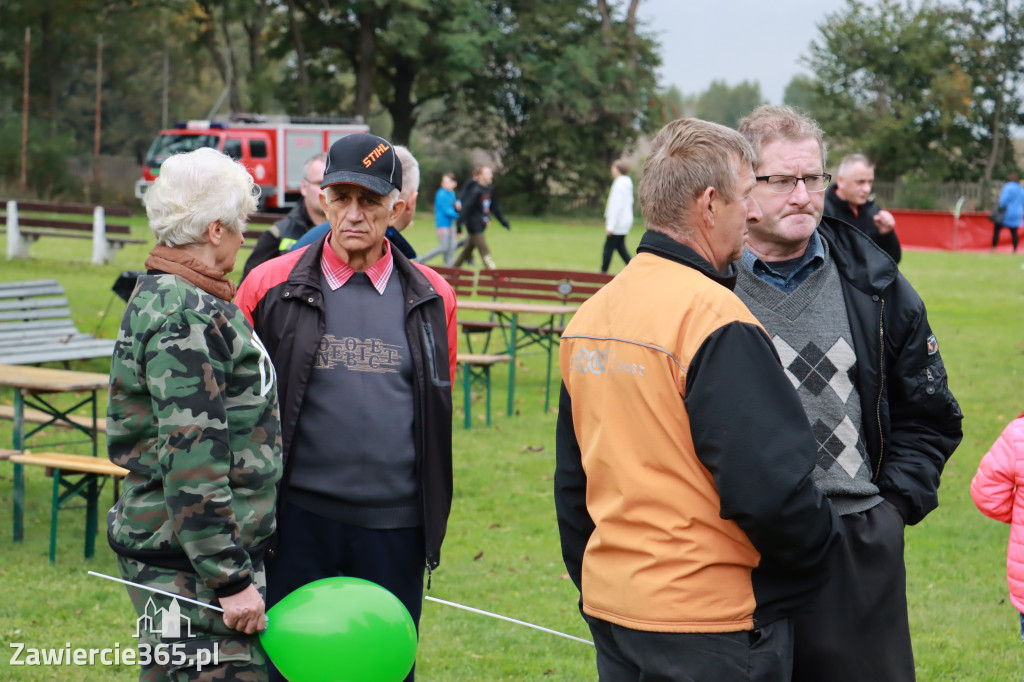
top-left (260, 577), bottom-right (418, 682)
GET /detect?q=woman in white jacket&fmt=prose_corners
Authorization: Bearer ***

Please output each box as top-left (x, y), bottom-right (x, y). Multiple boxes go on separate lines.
top-left (602, 160), bottom-right (634, 273)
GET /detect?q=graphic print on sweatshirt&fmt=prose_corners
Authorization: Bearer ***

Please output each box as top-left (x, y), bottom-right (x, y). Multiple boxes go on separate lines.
top-left (313, 334), bottom-right (405, 373)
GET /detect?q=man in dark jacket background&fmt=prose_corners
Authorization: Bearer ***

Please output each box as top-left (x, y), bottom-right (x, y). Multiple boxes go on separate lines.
top-left (822, 153), bottom-right (902, 263)
top-left (241, 152), bottom-right (327, 280)
top-left (453, 164), bottom-right (510, 269)
top-left (735, 105), bottom-right (962, 682)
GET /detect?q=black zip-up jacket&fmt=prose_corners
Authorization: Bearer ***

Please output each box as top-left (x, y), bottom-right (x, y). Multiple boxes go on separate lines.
top-left (817, 216), bottom-right (962, 524)
top-left (459, 183), bottom-right (509, 234)
top-left (241, 201), bottom-right (317, 281)
top-left (235, 240), bottom-right (456, 572)
top-left (823, 184), bottom-right (902, 263)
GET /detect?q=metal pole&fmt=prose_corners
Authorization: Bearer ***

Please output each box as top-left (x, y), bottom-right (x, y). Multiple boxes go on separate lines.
top-left (162, 40), bottom-right (169, 130)
top-left (93, 35), bottom-right (103, 191)
top-left (21, 27), bottom-right (30, 193)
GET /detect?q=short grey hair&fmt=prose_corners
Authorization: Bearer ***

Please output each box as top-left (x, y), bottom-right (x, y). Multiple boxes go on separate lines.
top-left (738, 105), bottom-right (828, 171)
top-left (838, 153), bottom-right (872, 177)
top-left (639, 118), bottom-right (756, 235)
top-left (394, 145), bottom-right (420, 199)
top-left (144, 147), bottom-right (258, 247)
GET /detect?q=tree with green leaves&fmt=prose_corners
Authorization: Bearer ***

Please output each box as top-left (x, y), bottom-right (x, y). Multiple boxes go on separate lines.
top-left (695, 80), bottom-right (765, 129)
top-left (801, 0), bottom-right (1023, 182)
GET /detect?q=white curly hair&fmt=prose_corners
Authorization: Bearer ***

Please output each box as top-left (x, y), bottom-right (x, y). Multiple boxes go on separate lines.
top-left (144, 147), bottom-right (259, 247)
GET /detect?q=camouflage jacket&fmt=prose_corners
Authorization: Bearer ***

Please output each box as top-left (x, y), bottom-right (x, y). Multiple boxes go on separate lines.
top-left (107, 274), bottom-right (283, 597)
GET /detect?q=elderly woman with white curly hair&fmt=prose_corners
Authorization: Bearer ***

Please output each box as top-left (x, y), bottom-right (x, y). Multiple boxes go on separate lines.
top-left (106, 147), bottom-right (283, 681)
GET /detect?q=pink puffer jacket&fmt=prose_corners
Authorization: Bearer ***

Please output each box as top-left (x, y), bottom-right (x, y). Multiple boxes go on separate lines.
top-left (971, 416), bottom-right (1024, 613)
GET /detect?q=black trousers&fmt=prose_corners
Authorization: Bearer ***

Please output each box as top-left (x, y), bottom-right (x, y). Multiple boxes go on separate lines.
top-left (792, 499), bottom-right (915, 682)
top-left (992, 223), bottom-right (1020, 251)
top-left (266, 502), bottom-right (425, 682)
top-left (601, 234), bottom-right (632, 273)
top-left (586, 615), bottom-right (794, 681)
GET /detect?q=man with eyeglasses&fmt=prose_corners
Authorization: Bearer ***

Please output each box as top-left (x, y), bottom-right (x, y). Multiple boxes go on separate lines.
top-left (734, 105), bottom-right (963, 682)
top-left (824, 153), bottom-right (902, 263)
top-left (241, 151), bottom-right (328, 280)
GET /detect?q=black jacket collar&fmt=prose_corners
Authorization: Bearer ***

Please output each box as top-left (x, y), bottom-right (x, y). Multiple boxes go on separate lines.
top-left (817, 216), bottom-right (898, 294)
top-left (636, 230), bottom-right (738, 290)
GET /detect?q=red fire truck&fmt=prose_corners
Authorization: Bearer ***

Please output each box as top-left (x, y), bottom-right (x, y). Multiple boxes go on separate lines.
top-left (135, 114), bottom-right (369, 210)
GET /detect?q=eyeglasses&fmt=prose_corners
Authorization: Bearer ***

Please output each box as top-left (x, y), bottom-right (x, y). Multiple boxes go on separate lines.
top-left (755, 173), bottom-right (832, 193)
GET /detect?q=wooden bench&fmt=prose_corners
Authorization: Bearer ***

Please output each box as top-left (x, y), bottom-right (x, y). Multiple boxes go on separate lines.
top-left (3, 199), bottom-right (144, 264)
top-left (430, 266), bottom-right (478, 298)
top-left (465, 269), bottom-right (612, 342)
top-left (457, 353), bottom-right (512, 428)
top-left (0, 280), bottom-right (117, 365)
top-left (8, 450), bottom-right (128, 563)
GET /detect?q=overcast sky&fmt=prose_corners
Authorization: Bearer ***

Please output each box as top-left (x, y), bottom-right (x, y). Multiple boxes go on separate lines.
top-left (636, 0), bottom-right (867, 104)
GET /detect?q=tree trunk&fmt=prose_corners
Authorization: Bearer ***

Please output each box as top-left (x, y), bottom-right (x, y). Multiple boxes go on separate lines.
top-left (353, 14), bottom-right (376, 120)
top-left (286, 0), bottom-right (310, 114)
top-left (388, 58), bottom-right (417, 145)
top-left (218, 20), bottom-right (243, 113)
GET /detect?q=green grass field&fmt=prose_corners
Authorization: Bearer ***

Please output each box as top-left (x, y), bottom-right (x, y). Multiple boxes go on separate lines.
top-left (0, 213), bottom-right (1022, 680)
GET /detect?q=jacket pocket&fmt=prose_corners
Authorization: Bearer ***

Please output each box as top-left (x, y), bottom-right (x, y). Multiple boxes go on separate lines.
top-left (907, 357), bottom-right (961, 420)
top-left (421, 322), bottom-right (450, 389)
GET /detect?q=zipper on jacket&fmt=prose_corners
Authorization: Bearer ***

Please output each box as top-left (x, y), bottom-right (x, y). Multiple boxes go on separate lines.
top-left (426, 562), bottom-right (433, 589)
top-left (421, 321), bottom-right (450, 388)
top-left (872, 298), bottom-right (886, 481)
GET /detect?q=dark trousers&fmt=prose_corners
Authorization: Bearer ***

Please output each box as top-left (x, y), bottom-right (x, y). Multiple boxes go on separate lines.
top-left (792, 499), bottom-right (915, 682)
top-left (992, 224), bottom-right (1020, 251)
top-left (601, 234), bottom-right (632, 273)
top-left (266, 502), bottom-right (425, 682)
top-left (586, 615), bottom-right (794, 681)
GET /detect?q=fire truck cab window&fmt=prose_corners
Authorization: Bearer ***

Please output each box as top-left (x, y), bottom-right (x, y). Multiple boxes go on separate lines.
top-left (224, 138), bottom-right (243, 160)
top-left (250, 140), bottom-right (268, 158)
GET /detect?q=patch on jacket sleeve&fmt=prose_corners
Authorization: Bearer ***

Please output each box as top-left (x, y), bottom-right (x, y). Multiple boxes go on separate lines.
top-left (926, 334), bottom-right (939, 355)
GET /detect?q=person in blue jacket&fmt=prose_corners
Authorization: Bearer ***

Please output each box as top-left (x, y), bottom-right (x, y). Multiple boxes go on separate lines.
top-left (992, 172), bottom-right (1024, 253)
top-left (434, 172), bottom-right (460, 266)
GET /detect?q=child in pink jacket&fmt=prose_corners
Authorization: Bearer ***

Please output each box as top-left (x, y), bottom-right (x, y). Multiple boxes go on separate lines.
top-left (971, 412), bottom-right (1024, 643)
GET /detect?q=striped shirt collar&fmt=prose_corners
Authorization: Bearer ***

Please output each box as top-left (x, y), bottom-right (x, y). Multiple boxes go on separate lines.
top-left (320, 233), bottom-right (394, 294)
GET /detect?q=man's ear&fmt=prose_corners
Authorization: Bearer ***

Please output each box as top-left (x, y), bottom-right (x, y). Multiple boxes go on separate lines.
top-left (699, 186), bottom-right (717, 227)
top-left (390, 198), bottom-right (407, 224)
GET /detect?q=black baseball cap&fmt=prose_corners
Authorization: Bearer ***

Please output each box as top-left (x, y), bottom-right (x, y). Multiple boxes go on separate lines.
top-left (320, 133), bottom-right (403, 196)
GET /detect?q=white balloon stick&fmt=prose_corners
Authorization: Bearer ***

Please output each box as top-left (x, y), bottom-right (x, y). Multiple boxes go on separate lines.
top-left (88, 570), bottom-right (225, 613)
top-left (425, 595), bottom-right (594, 646)
top-left (90, 570), bottom-right (592, 646)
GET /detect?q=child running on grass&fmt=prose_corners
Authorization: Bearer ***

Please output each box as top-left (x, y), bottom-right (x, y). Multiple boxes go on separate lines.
top-left (971, 411), bottom-right (1024, 648)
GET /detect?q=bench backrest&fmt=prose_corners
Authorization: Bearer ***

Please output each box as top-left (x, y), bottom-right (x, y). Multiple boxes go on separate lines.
top-left (429, 266), bottom-right (477, 298)
top-left (3, 199), bottom-right (132, 217)
top-left (1, 199), bottom-right (133, 235)
top-left (476, 269), bottom-right (613, 304)
top-left (0, 279), bottom-right (116, 365)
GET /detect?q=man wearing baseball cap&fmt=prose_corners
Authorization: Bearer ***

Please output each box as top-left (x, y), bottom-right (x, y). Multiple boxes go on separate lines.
top-left (236, 133), bottom-right (457, 682)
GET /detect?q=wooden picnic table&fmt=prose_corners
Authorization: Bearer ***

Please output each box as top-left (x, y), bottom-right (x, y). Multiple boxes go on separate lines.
top-left (0, 364), bottom-right (108, 543)
top-left (458, 300), bottom-right (580, 414)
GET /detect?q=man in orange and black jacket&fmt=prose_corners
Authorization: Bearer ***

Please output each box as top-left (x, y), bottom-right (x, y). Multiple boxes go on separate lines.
top-left (555, 118), bottom-right (842, 681)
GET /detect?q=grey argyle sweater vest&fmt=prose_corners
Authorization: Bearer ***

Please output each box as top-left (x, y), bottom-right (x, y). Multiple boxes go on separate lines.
top-left (735, 248), bottom-right (883, 516)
